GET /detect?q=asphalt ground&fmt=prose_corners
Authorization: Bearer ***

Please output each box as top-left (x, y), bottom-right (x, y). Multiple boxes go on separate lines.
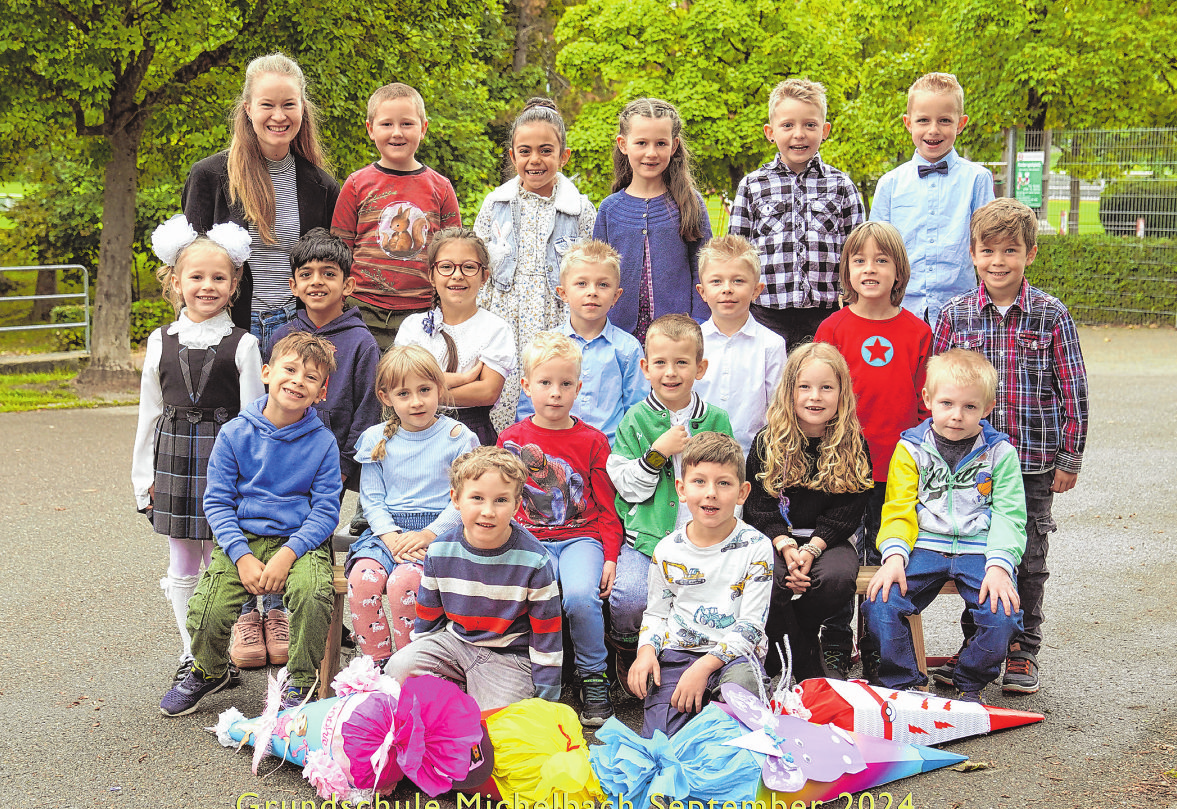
top-left (1, 325), bottom-right (1175, 809)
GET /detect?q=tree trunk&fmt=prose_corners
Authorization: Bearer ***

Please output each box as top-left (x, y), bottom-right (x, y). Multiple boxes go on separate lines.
top-left (30, 266), bottom-right (57, 321)
top-left (512, 0), bottom-right (532, 73)
top-left (76, 120), bottom-right (144, 391)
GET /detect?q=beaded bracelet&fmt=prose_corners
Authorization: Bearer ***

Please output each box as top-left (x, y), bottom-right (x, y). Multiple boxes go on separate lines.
top-left (798, 542), bottom-right (824, 559)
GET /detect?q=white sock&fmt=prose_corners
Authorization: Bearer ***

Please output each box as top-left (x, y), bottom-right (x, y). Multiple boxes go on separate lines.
top-left (161, 573), bottom-right (201, 659)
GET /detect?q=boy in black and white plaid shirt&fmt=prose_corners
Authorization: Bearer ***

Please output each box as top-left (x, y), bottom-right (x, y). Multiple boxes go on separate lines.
top-left (729, 78), bottom-right (866, 348)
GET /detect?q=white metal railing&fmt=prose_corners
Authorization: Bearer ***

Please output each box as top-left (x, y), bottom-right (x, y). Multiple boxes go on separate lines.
top-left (0, 265), bottom-right (90, 352)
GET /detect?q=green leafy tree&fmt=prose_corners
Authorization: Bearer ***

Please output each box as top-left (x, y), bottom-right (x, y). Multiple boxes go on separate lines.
top-left (0, 0), bottom-right (500, 388)
top-left (554, 0), bottom-right (859, 200)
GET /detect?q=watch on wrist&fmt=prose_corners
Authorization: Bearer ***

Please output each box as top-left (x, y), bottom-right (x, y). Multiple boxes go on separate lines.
top-left (643, 447), bottom-right (668, 470)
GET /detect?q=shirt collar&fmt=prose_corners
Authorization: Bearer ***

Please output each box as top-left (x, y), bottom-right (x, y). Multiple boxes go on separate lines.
top-left (770, 153), bottom-right (826, 178)
top-left (912, 148), bottom-right (960, 169)
top-left (645, 390), bottom-right (705, 420)
top-left (701, 315), bottom-right (757, 339)
top-left (560, 316), bottom-right (617, 345)
top-left (977, 278), bottom-right (1031, 313)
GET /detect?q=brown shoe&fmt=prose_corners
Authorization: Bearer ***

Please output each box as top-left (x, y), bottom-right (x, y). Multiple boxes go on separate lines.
top-left (229, 610), bottom-right (267, 669)
top-left (264, 609), bottom-right (290, 666)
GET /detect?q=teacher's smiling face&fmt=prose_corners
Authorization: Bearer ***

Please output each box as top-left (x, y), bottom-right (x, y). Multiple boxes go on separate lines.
top-left (247, 72), bottom-right (304, 161)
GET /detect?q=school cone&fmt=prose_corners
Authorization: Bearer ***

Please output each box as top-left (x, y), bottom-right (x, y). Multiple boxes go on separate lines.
top-left (795, 677), bottom-right (1043, 745)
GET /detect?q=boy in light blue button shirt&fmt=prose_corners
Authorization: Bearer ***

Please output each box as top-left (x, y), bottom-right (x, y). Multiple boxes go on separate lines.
top-left (870, 72), bottom-right (994, 325)
top-left (515, 240), bottom-right (647, 442)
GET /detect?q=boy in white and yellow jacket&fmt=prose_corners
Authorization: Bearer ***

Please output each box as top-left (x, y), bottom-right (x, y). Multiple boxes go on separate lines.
top-left (863, 349), bottom-right (1026, 701)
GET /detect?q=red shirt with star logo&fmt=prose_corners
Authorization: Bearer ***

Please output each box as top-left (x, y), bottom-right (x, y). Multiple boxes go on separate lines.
top-left (815, 307), bottom-right (932, 480)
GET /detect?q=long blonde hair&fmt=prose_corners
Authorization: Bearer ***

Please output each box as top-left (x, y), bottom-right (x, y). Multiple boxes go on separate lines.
top-left (756, 343), bottom-right (873, 495)
top-left (370, 345), bottom-right (450, 461)
top-left (227, 53), bottom-right (331, 245)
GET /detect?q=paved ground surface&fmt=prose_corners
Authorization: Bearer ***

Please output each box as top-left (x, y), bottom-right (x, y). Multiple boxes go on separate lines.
top-left (1, 326), bottom-right (1175, 809)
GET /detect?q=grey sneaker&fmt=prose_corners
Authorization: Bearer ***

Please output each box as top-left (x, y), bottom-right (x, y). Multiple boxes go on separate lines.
top-left (1002, 648), bottom-right (1040, 694)
top-left (930, 645), bottom-right (965, 687)
top-left (161, 666), bottom-right (230, 716)
top-left (579, 672), bottom-right (614, 727)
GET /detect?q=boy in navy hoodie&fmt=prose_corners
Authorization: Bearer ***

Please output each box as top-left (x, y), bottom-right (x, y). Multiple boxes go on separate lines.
top-left (161, 332), bottom-right (342, 716)
top-left (269, 228), bottom-right (382, 492)
top-left (233, 229), bottom-right (381, 670)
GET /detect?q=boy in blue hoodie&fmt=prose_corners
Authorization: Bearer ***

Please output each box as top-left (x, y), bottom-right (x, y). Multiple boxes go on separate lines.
top-left (161, 332), bottom-right (342, 716)
top-left (234, 229), bottom-right (382, 669)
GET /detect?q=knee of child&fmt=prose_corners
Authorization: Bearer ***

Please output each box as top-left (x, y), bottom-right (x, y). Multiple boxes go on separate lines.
top-left (386, 563), bottom-right (422, 593)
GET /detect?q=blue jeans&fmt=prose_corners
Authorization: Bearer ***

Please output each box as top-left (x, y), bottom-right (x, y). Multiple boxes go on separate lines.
top-left (608, 544), bottom-right (650, 645)
top-left (863, 549), bottom-right (1023, 692)
top-left (249, 301), bottom-right (297, 360)
top-left (544, 536), bottom-right (607, 676)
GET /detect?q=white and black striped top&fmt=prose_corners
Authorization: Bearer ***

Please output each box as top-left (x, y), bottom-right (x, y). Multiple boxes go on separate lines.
top-left (249, 153), bottom-right (301, 312)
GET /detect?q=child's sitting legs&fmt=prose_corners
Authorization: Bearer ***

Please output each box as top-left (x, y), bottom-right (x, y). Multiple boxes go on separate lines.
top-left (863, 549), bottom-right (1022, 693)
top-left (347, 559), bottom-right (421, 661)
top-left (385, 631), bottom-right (533, 711)
top-left (187, 534), bottom-right (334, 688)
top-left (544, 536), bottom-right (607, 676)
top-left (642, 650), bottom-right (761, 738)
top-left (608, 544), bottom-right (651, 651)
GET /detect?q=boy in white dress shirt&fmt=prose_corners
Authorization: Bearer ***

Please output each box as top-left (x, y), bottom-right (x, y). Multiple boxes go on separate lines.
top-left (693, 235), bottom-right (788, 457)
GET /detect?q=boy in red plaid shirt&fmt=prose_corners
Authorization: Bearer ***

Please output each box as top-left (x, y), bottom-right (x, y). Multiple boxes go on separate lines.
top-left (932, 198), bottom-right (1088, 695)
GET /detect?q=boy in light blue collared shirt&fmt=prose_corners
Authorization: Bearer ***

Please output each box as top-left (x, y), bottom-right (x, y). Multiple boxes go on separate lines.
top-left (515, 240), bottom-right (647, 442)
top-left (870, 72), bottom-right (994, 325)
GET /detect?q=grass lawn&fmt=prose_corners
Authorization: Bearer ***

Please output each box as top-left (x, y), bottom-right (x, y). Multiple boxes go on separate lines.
top-left (0, 370), bottom-right (137, 412)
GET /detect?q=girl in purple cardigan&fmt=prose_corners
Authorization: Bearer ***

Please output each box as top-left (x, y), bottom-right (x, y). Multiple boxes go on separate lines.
top-left (593, 98), bottom-right (712, 345)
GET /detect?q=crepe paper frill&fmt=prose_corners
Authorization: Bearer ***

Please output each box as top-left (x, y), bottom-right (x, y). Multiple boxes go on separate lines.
top-left (795, 677), bottom-right (1044, 745)
top-left (209, 657), bottom-right (483, 799)
top-left (716, 683), bottom-right (967, 803)
top-left (589, 703), bottom-right (764, 809)
top-left (481, 699), bottom-right (603, 804)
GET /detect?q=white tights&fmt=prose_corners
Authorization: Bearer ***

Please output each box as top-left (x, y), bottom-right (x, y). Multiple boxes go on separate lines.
top-left (161, 538), bottom-right (213, 661)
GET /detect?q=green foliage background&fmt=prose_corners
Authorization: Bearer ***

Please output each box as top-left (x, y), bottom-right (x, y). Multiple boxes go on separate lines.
top-left (1, 0), bottom-right (1175, 314)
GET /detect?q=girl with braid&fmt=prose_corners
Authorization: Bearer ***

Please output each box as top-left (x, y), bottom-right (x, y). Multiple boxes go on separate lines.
top-left (344, 345), bottom-right (478, 666)
top-left (394, 227), bottom-right (516, 445)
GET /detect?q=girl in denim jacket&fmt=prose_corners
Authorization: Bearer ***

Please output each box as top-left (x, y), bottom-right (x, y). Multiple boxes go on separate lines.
top-left (475, 97), bottom-right (595, 432)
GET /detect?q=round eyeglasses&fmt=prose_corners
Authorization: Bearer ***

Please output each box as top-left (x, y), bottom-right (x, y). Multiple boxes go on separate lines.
top-left (432, 261), bottom-right (485, 277)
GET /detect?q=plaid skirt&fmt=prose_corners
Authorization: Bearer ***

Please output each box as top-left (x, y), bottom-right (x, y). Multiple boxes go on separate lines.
top-left (151, 405), bottom-right (233, 540)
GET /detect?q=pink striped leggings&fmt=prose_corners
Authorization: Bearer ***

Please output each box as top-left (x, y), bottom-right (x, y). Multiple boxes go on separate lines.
top-left (346, 559), bottom-right (423, 660)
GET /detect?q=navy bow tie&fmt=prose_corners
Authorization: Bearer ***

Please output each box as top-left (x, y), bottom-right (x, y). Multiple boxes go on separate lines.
top-left (918, 160), bottom-right (949, 178)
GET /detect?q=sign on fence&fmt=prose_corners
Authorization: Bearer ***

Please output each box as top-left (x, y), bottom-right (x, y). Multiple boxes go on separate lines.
top-left (1016, 151), bottom-right (1044, 208)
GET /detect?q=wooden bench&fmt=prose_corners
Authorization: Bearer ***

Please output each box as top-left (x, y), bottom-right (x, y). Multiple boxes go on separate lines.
top-left (855, 565), bottom-right (957, 676)
top-left (318, 562), bottom-right (349, 700)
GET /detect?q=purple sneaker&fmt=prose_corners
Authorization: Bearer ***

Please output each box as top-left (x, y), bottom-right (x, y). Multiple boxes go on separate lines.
top-left (160, 666), bottom-right (230, 716)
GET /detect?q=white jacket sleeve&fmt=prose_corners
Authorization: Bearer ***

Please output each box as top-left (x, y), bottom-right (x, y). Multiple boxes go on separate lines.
top-left (131, 330), bottom-right (164, 510)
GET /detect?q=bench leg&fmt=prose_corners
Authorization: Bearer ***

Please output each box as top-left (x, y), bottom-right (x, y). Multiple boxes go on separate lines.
top-left (319, 590), bottom-right (346, 700)
top-left (906, 613), bottom-right (929, 689)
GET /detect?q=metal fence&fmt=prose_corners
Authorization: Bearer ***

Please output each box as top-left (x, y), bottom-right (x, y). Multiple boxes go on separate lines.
top-left (1010, 128), bottom-right (1177, 326)
top-left (0, 265), bottom-right (91, 352)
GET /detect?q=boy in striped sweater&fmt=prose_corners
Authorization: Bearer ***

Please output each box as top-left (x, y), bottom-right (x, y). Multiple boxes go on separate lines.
top-left (385, 446), bottom-right (563, 709)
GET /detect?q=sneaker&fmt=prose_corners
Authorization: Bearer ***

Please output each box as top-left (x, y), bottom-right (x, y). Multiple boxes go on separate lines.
top-left (280, 685), bottom-right (315, 712)
top-left (1002, 647), bottom-right (1040, 694)
top-left (173, 658), bottom-right (194, 684)
top-left (824, 647), bottom-right (852, 680)
top-left (229, 610), bottom-right (267, 669)
top-left (161, 666), bottom-right (230, 716)
top-left (954, 689), bottom-right (983, 704)
top-left (613, 645), bottom-right (637, 699)
top-left (930, 645), bottom-right (964, 687)
top-left (226, 663), bottom-right (242, 689)
top-left (861, 649), bottom-right (882, 685)
top-left (264, 609), bottom-right (290, 666)
top-left (578, 672), bottom-right (614, 727)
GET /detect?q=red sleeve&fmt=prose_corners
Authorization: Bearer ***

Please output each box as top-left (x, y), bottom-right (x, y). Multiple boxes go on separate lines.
top-left (331, 173), bottom-right (360, 248)
top-left (591, 432), bottom-right (622, 563)
top-left (439, 177), bottom-right (462, 229)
